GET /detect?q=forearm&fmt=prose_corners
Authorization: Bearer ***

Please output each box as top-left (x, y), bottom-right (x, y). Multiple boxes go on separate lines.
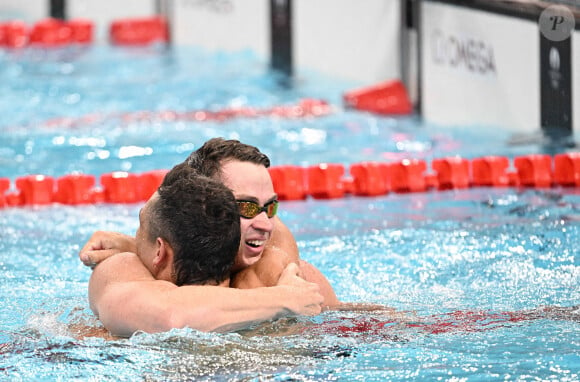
top-left (80, 231), bottom-right (137, 266)
top-left (90, 255), bottom-right (323, 337)
top-left (168, 286), bottom-right (303, 333)
top-left (95, 284), bottom-right (315, 337)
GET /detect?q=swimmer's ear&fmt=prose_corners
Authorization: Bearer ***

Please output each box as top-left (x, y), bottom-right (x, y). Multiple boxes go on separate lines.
top-left (152, 237), bottom-right (173, 271)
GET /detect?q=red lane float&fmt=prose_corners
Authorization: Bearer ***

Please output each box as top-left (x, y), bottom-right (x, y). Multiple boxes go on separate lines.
top-left (554, 152), bottom-right (580, 186)
top-left (138, 170), bottom-right (169, 201)
top-left (514, 154), bottom-right (552, 188)
top-left (110, 16), bottom-right (168, 46)
top-left (1, 153), bottom-right (579, 208)
top-left (308, 164), bottom-right (345, 199)
top-left (0, 21), bottom-right (28, 48)
top-left (0, 169), bottom-right (167, 208)
top-left (1, 18), bottom-right (93, 48)
top-left (29, 18), bottom-right (71, 46)
top-left (0, 179), bottom-right (10, 208)
top-left (269, 166), bottom-right (308, 200)
top-left (15, 175), bottom-right (55, 205)
top-left (100, 172), bottom-right (141, 204)
top-left (98, 170), bottom-right (168, 204)
top-left (343, 80), bottom-right (413, 115)
top-left (68, 19), bottom-right (93, 44)
top-left (389, 159), bottom-right (427, 193)
top-left (28, 18), bottom-right (94, 47)
top-left (349, 162), bottom-right (390, 196)
top-left (471, 156), bottom-right (510, 187)
top-left (432, 157), bottom-right (470, 190)
top-left (55, 174), bottom-right (96, 205)
top-left (1, 15), bottom-right (170, 49)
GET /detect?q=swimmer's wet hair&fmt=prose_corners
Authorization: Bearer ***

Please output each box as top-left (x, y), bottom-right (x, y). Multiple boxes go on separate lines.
top-left (185, 137), bottom-right (271, 181)
top-left (149, 163), bottom-right (240, 286)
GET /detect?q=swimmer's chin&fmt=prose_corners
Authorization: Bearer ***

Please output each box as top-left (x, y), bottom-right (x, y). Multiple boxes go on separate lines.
top-left (232, 253), bottom-right (263, 272)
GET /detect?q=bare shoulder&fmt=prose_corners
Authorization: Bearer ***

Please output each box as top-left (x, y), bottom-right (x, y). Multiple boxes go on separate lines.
top-left (88, 251), bottom-right (170, 328)
top-left (232, 246), bottom-right (293, 288)
top-left (269, 217), bottom-right (299, 262)
top-left (102, 251), bottom-right (145, 269)
top-left (90, 252), bottom-right (154, 286)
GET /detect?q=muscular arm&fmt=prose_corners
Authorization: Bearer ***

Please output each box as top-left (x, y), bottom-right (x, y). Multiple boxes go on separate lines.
top-left (82, 218), bottom-right (341, 308)
top-left (89, 253), bottom-right (323, 337)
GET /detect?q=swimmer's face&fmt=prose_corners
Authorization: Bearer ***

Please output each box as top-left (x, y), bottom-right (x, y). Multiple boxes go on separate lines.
top-left (220, 160), bottom-right (276, 272)
top-left (135, 192), bottom-right (158, 275)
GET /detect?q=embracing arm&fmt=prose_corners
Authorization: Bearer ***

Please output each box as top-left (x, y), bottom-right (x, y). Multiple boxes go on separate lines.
top-left (298, 260), bottom-right (340, 308)
top-left (82, 221), bottom-right (340, 309)
top-left (89, 253), bottom-right (323, 337)
top-left (80, 231), bottom-right (136, 267)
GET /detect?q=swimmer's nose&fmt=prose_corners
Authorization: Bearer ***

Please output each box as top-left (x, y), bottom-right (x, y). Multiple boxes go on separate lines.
top-left (251, 211), bottom-right (274, 232)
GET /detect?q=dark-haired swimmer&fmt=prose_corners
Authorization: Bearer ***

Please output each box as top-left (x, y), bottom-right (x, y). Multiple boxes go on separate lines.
top-left (87, 162), bottom-right (324, 337)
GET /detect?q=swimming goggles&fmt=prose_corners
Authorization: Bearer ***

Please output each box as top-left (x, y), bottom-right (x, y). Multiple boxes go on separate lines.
top-left (236, 199), bottom-right (279, 219)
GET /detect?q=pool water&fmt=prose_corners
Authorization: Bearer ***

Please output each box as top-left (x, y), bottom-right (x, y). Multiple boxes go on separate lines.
top-left (0, 45), bottom-right (579, 381)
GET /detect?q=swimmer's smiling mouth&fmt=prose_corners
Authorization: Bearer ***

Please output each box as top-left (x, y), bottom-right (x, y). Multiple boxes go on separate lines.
top-left (246, 239), bottom-right (265, 248)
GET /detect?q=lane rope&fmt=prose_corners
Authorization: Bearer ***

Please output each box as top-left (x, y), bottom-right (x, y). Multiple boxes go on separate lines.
top-left (1, 153), bottom-right (579, 209)
top-left (6, 99), bottom-right (332, 131)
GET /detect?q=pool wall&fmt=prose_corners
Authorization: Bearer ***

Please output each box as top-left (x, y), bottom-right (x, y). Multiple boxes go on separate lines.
top-left (420, 0), bottom-right (579, 139)
top-left (0, 0), bottom-right (403, 87)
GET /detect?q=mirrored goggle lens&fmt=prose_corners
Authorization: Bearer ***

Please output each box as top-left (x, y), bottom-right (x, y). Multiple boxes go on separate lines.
top-left (236, 200), bottom-right (278, 219)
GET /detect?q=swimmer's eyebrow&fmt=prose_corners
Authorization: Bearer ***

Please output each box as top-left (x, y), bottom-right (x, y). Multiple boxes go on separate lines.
top-left (235, 194), bottom-right (279, 204)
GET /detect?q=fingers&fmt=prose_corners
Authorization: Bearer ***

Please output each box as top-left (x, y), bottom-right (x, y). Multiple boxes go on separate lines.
top-left (79, 230), bottom-right (110, 254)
top-left (299, 281), bottom-right (324, 316)
top-left (80, 231), bottom-right (134, 252)
top-left (78, 231), bottom-right (135, 267)
top-left (282, 262), bottom-right (300, 275)
top-left (303, 304), bottom-right (323, 316)
top-left (276, 262), bottom-right (300, 285)
top-left (80, 249), bottom-right (121, 268)
top-left (275, 263), bottom-right (325, 316)
top-left (303, 298), bottom-right (324, 316)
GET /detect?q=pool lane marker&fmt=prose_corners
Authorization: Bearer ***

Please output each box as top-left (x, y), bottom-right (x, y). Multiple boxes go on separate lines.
top-left (24, 80), bottom-right (409, 130)
top-left (0, 18), bottom-right (93, 48)
top-left (0, 16), bottom-right (168, 48)
top-left (343, 80), bottom-right (413, 116)
top-left (31, 99), bottom-right (332, 130)
top-left (1, 153), bottom-right (579, 209)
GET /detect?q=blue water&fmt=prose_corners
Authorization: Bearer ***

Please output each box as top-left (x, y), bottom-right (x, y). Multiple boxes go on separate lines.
top-left (0, 45), bottom-right (579, 381)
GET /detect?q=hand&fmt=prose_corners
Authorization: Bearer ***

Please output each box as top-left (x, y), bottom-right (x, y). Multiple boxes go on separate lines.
top-left (79, 231), bottom-right (136, 268)
top-left (298, 260), bottom-right (340, 309)
top-left (276, 263), bottom-right (323, 316)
